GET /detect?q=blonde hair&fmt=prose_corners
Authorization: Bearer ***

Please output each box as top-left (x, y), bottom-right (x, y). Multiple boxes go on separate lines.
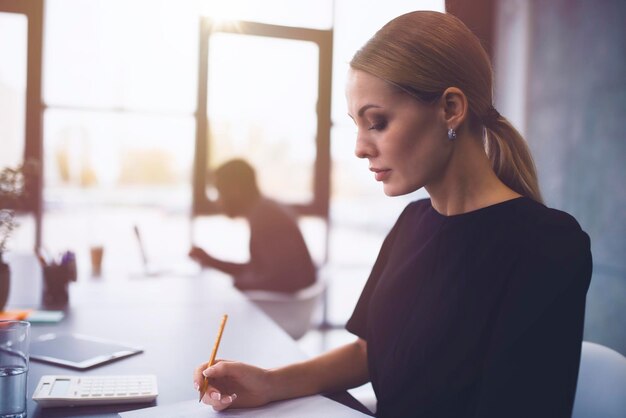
top-left (350, 11), bottom-right (543, 203)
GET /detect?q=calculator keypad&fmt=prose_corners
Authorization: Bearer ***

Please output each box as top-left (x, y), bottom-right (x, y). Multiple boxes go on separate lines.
top-left (33, 375), bottom-right (158, 407)
top-left (78, 376), bottom-right (157, 398)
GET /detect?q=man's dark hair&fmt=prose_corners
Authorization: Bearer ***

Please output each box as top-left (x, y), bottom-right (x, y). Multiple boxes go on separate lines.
top-left (214, 159), bottom-right (260, 198)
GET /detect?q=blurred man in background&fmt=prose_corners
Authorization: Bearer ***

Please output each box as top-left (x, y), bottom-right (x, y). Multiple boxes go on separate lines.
top-left (189, 159), bottom-right (316, 293)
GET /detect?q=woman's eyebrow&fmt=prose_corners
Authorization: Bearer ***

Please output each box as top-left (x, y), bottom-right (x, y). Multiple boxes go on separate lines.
top-left (358, 104), bottom-right (382, 118)
top-left (347, 104), bottom-right (383, 121)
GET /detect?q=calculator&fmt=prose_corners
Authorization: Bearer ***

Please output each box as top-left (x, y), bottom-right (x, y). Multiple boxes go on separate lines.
top-left (32, 375), bottom-right (158, 407)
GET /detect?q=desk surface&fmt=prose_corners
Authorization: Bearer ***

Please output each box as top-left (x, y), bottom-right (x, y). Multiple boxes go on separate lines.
top-left (7, 255), bottom-right (370, 417)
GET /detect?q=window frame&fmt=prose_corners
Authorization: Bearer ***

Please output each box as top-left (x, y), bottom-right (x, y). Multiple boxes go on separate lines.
top-left (192, 19), bottom-right (333, 219)
top-left (0, 0), bottom-right (44, 248)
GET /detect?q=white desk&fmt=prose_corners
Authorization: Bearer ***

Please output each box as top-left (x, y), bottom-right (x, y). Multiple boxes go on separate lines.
top-left (6, 255), bottom-right (371, 417)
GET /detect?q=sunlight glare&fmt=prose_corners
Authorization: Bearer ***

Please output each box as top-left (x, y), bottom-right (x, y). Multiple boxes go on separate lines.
top-left (197, 0), bottom-right (256, 26)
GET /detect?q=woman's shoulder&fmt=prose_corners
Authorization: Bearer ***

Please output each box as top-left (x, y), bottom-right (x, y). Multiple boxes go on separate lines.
top-left (517, 198), bottom-right (580, 229)
top-left (517, 198), bottom-right (586, 237)
top-left (402, 196), bottom-right (590, 250)
top-left (516, 198), bottom-right (591, 265)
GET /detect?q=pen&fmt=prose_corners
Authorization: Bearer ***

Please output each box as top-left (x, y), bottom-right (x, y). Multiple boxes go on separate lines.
top-left (199, 314), bottom-right (228, 402)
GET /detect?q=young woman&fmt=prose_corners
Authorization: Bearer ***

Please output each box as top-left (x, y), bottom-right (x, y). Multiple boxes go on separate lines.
top-left (193, 11), bottom-right (592, 417)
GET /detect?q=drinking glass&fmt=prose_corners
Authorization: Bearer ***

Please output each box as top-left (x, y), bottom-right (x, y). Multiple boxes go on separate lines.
top-left (0, 320), bottom-right (30, 418)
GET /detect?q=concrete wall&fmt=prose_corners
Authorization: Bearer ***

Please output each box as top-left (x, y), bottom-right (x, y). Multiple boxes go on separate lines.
top-left (523, 0), bottom-right (626, 353)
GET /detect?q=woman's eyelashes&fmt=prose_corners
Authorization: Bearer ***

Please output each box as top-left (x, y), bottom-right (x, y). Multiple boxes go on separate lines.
top-left (368, 119), bottom-right (387, 131)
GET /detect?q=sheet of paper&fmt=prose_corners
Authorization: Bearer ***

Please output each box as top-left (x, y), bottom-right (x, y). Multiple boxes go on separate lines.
top-left (119, 395), bottom-right (371, 418)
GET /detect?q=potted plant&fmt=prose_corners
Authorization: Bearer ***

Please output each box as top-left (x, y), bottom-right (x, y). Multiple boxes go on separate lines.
top-left (0, 163), bottom-right (31, 311)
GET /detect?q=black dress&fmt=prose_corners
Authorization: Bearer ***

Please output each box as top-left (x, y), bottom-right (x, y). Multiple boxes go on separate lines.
top-left (346, 197), bottom-right (592, 418)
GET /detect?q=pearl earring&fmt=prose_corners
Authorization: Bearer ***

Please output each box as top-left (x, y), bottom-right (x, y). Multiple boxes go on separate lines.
top-left (447, 128), bottom-right (457, 140)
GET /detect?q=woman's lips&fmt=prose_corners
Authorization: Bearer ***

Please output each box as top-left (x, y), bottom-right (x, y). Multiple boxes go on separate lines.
top-left (370, 168), bottom-right (391, 181)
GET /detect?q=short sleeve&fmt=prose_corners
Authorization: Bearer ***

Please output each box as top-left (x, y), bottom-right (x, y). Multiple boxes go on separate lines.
top-left (473, 212), bottom-right (593, 418)
top-left (345, 203), bottom-right (414, 340)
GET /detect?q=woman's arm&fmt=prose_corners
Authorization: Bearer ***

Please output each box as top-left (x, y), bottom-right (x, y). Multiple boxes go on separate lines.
top-left (474, 222), bottom-right (592, 418)
top-left (193, 338), bottom-right (369, 411)
top-left (268, 337), bottom-right (370, 400)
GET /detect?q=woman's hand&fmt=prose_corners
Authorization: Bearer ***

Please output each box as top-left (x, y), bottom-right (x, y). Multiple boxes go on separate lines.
top-left (193, 339), bottom-right (370, 411)
top-left (193, 360), bottom-right (273, 411)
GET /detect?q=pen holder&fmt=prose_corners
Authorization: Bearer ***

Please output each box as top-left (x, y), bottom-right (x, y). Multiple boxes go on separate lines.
top-left (42, 264), bottom-right (71, 308)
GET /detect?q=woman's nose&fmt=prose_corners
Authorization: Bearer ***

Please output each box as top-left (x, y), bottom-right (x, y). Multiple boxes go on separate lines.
top-left (354, 132), bottom-right (377, 159)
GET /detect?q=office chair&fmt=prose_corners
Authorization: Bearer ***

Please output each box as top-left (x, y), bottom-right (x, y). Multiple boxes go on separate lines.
top-left (572, 341), bottom-right (626, 418)
top-left (243, 278), bottom-right (327, 340)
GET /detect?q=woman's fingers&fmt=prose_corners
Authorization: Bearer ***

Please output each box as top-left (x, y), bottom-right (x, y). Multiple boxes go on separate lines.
top-left (202, 360), bottom-right (230, 381)
top-left (197, 361), bottom-right (241, 411)
top-left (201, 391), bottom-right (238, 411)
top-left (193, 361), bottom-right (210, 389)
top-left (193, 359), bottom-right (227, 391)
top-left (194, 360), bottom-right (268, 410)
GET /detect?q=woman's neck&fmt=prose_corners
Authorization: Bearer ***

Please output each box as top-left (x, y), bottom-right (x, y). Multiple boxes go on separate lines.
top-left (425, 136), bottom-right (520, 216)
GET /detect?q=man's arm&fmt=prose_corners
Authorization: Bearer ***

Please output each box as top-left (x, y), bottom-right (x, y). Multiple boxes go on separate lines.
top-left (189, 246), bottom-right (248, 276)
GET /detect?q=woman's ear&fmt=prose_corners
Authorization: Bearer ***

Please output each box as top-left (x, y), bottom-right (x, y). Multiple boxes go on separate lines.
top-left (440, 87), bottom-right (468, 130)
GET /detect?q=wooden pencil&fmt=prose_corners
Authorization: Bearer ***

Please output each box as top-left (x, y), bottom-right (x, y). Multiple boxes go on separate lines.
top-left (199, 314), bottom-right (228, 402)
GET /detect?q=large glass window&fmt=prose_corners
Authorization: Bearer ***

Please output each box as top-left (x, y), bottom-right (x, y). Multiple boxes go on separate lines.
top-left (0, 12), bottom-right (27, 169)
top-left (43, 110), bottom-right (194, 207)
top-left (206, 33), bottom-right (319, 204)
top-left (42, 0), bottom-right (199, 271)
top-left (194, 20), bottom-right (332, 217)
top-left (43, 0), bottom-right (198, 209)
top-left (44, 0), bottom-right (198, 112)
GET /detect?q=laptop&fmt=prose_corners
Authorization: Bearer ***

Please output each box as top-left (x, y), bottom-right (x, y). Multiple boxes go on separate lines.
top-left (132, 225), bottom-right (201, 278)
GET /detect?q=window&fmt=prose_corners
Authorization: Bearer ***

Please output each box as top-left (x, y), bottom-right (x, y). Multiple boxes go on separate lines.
top-left (194, 20), bottom-right (332, 217)
top-left (0, 12), bottom-right (27, 169)
top-left (44, 0), bottom-right (198, 209)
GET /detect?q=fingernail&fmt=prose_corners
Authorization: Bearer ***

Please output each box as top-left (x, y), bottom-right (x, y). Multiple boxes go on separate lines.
top-left (194, 382), bottom-right (199, 391)
top-left (221, 395), bottom-right (233, 404)
top-left (231, 393), bottom-right (238, 400)
top-left (210, 391), bottom-right (221, 401)
top-left (202, 370), bottom-right (210, 377)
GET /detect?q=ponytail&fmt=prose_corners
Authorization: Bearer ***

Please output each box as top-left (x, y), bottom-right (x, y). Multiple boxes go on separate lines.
top-left (484, 114), bottom-right (543, 203)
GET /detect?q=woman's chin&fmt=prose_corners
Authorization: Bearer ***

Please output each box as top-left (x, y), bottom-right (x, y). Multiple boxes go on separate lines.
top-left (382, 182), bottom-right (422, 197)
top-left (382, 184), bottom-right (404, 197)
